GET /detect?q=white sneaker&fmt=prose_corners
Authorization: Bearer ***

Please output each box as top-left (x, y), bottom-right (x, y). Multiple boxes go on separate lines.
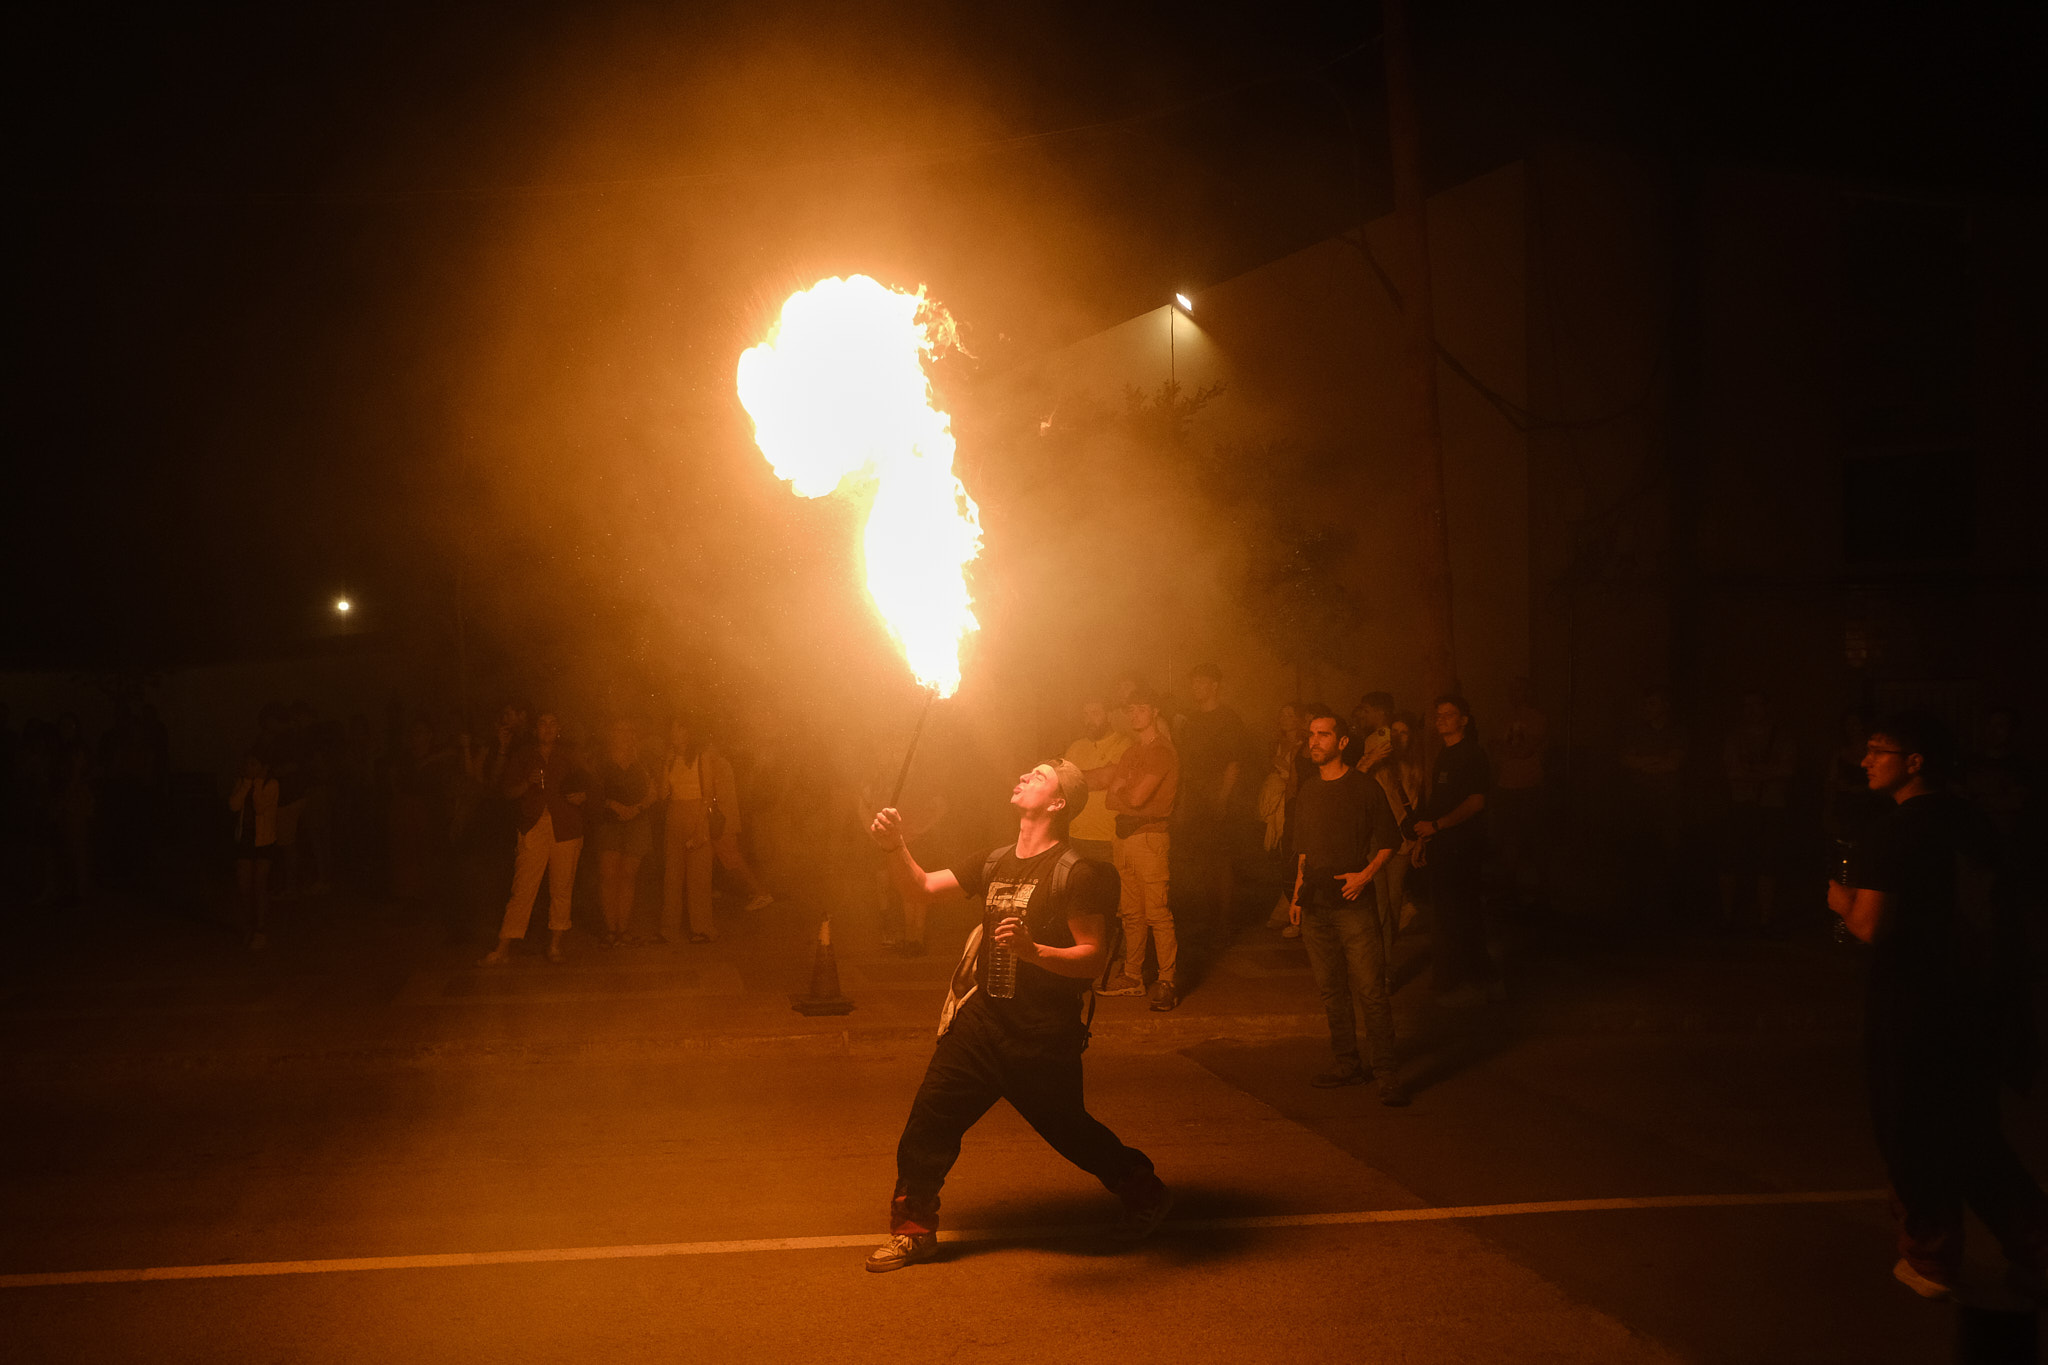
top-left (864, 1232), bottom-right (937, 1273)
top-left (744, 893), bottom-right (775, 912)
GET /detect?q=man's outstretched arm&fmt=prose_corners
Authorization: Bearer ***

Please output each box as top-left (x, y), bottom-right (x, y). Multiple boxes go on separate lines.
top-left (869, 808), bottom-right (965, 904)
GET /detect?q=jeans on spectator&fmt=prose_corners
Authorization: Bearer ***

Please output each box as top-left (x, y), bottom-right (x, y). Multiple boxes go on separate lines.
top-left (1112, 828), bottom-right (1174, 986)
top-left (1297, 877), bottom-right (1397, 1076)
top-left (500, 810), bottom-right (581, 938)
top-left (890, 998), bottom-right (1157, 1234)
top-left (1869, 1034), bottom-right (2048, 1278)
top-left (1427, 833), bottom-right (1492, 991)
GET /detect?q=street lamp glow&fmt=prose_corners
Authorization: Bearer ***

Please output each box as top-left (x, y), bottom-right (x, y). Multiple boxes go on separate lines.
top-left (1174, 292), bottom-right (1194, 313)
top-left (334, 598), bottom-right (352, 615)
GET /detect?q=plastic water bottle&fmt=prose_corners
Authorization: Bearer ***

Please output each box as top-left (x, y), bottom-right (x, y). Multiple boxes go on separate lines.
top-left (987, 906), bottom-right (1018, 999)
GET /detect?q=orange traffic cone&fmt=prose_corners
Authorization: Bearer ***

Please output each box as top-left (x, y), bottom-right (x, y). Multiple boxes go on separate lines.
top-left (792, 915), bottom-right (854, 1016)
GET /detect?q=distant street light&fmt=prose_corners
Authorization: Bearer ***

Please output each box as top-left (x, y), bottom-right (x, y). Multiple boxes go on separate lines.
top-left (1168, 292), bottom-right (1195, 385)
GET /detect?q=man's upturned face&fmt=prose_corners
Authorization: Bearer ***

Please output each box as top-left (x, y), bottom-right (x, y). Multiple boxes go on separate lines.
top-left (537, 714), bottom-right (561, 745)
top-left (1127, 701), bottom-right (1157, 733)
top-left (1190, 674), bottom-right (1219, 706)
top-left (1362, 703), bottom-right (1389, 732)
top-left (1435, 703), bottom-right (1466, 740)
top-left (1862, 734), bottom-right (1918, 795)
top-left (1011, 764), bottom-right (1063, 819)
top-left (1081, 701), bottom-right (1109, 738)
top-left (1305, 717), bottom-right (1347, 767)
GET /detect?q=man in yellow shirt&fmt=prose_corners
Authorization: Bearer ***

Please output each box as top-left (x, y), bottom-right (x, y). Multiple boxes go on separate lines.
top-left (1065, 698), bottom-right (1131, 864)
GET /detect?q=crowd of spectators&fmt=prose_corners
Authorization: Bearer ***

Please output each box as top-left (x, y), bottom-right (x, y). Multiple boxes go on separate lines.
top-left (0, 677), bottom-right (2034, 986)
top-left (218, 698), bottom-right (783, 958)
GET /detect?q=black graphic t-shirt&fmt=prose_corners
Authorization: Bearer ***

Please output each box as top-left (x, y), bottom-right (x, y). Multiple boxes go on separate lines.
top-left (1850, 792), bottom-right (2011, 1056)
top-left (949, 843), bottom-right (1119, 1037)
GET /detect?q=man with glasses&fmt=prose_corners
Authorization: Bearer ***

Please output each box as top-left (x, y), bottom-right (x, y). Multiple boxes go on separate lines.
top-left (1831, 712), bottom-right (2047, 1301)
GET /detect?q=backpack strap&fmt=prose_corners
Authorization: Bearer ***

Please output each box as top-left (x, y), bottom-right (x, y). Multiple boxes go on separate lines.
top-left (981, 845), bottom-right (1006, 894)
top-left (1045, 844), bottom-right (1120, 1037)
top-left (1049, 845), bottom-right (1082, 901)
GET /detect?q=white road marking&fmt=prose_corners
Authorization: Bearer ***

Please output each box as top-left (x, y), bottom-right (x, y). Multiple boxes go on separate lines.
top-left (0, 1189), bottom-right (1886, 1289)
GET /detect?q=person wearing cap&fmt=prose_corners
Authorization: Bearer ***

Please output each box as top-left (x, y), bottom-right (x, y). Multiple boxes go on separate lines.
top-left (861, 758), bottom-right (1172, 1273)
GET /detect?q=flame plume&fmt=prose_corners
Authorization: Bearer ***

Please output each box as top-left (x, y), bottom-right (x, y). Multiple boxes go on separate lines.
top-left (737, 275), bottom-right (982, 697)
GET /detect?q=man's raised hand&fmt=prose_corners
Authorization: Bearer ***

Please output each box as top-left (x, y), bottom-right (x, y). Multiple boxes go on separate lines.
top-left (868, 807), bottom-right (906, 851)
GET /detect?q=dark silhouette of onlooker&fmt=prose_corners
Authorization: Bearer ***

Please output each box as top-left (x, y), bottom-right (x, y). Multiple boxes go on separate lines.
top-left (229, 749), bottom-right (279, 949)
top-left (593, 718), bottom-right (655, 947)
top-left (386, 717), bottom-right (454, 906)
top-left (1831, 711), bottom-right (2048, 1300)
top-left (1491, 676), bottom-right (1548, 913)
top-left (1410, 694), bottom-right (1494, 1006)
top-left (448, 701), bottom-right (528, 946)
top-left (660, 715), bottom-right (735, 945)
top-left (1173, 662), bottom-right (1249, 952)
top-left (1720, 690), bottom-right (1798, 934)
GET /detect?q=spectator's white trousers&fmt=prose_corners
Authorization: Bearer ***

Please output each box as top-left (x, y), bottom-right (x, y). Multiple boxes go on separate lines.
top-left (501, 810), bottom-right (582, 939)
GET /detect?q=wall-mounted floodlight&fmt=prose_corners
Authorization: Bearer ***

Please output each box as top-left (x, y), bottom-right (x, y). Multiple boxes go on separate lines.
top-left (1174, 292), bottom-right (1194, 313)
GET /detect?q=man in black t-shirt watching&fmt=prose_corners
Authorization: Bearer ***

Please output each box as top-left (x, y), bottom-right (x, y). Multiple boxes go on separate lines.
top-left (1831, 711), bottom-right (2048, 1301)
top-left (1290, 706), bottom-right (1409, 1105)
top-left (862, 758), bottom-right (1171, 1273)
top-left (1410, 693), bottom-right (1495, 1006)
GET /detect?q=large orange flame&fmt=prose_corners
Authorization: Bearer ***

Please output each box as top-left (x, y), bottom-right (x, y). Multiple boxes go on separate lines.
top-left (737, 275), bottom-right (982, 697)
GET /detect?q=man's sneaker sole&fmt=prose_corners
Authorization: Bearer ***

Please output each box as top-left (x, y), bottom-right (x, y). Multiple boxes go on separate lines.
top-left (1893, 1258), bottom-right (1954, 1300)
top-left (1097, 978), bottom-right (1146, 996)
top-left (1310, 1070), bottom-right (1369, 1088)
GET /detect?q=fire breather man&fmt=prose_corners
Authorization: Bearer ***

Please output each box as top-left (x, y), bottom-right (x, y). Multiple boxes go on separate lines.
top-left (863, 758), bottom-right (1173, 1272)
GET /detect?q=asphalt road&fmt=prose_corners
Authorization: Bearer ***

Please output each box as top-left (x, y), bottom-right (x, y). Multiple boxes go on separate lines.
top-left (5, 1016), bottom-right (2026, 1363)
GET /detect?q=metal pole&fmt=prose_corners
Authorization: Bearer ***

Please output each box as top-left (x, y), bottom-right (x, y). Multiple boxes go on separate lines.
top-left (890, 687), bottom-right (938, 807)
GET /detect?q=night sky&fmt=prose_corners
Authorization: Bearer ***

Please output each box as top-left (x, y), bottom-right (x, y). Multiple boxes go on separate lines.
top-left (7, 0), bottom-right (2040, 671)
